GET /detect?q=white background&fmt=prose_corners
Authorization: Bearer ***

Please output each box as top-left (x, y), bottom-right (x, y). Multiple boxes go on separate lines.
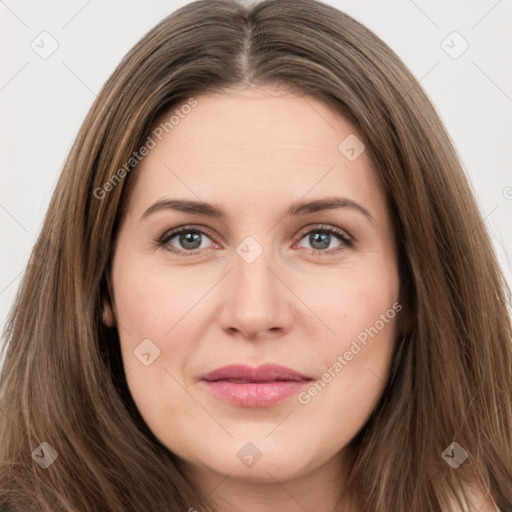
top-left (1, 0), bottom-right (511, 356)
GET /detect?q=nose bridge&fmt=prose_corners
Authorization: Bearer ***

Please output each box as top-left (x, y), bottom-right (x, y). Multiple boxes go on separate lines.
top-left (233, 233), bottom-right (278, 303)
top-left (220, 232), bottom-right (288, 336)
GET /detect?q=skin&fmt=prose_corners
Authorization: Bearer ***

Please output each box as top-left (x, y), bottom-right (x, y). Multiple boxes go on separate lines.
top-left (107, 84), bottom-right (401, 512)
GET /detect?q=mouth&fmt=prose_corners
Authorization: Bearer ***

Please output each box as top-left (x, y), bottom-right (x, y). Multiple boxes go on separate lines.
top-left (200, 363), bottom-right (313, 407)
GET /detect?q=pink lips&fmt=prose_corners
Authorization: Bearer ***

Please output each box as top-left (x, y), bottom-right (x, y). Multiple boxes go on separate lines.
top-left (201, 363), bottom-right (313, 407)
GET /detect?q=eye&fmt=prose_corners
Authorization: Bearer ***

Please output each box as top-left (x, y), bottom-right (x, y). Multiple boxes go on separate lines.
top-left (156, 224), bottom-right (353, 257)
top-left (157, 225), bottom-right (217, 256)
top-left (295, 224), bottom-right (353, 255)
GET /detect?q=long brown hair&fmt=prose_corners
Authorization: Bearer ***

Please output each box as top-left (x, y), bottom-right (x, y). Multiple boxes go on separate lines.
top-left (1, 0), bottom-right (511, 510)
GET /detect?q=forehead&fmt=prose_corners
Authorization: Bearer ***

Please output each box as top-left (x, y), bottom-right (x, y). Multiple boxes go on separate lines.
top-left (125, 85), bottom-right (385, 219)
top-left (157, 85), bottom-right (358, 157)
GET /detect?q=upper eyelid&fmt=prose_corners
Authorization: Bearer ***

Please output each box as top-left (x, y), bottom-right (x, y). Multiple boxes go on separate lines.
top-left (160, 224), bottom-right (218, 242)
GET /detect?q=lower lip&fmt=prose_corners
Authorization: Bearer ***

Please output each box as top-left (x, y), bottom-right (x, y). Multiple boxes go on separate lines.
top-left (201, 379), bottom-right (310, 407)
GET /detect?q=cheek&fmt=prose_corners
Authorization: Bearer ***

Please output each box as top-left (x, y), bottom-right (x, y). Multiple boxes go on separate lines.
top-left (111, 258), bottom-right (204, 443)
top-left (293, 259), bottom-right (400, 344)
top-left (110, 253), bottom-right (201, 400)
top-left (297, 319), bottom-right (398, 450)
top-left (295, 264), bottom-right (400, 421)
top-left (112, 256), bottom-right (200, 337)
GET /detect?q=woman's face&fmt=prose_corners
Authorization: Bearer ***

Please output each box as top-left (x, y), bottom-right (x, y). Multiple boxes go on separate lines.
top-left (110, 84), bottom-right (400, 487)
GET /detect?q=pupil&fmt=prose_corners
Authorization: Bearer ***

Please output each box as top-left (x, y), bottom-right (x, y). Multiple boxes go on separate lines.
top-left (181, 232), bottom-right (201, 250)
top-left (311, 232), bottom-right (329, 250)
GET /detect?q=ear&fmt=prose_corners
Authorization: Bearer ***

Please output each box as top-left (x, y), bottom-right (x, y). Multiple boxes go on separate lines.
top-left (102, 299), bottom-right (115, 327)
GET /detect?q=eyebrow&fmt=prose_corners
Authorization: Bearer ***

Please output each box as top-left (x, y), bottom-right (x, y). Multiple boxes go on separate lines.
top-left (140, 196), bottom-right (374, 223)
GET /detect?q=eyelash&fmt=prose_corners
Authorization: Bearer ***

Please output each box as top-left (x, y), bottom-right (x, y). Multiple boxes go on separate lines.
top-left (156, 224), bottom-right (354, 257)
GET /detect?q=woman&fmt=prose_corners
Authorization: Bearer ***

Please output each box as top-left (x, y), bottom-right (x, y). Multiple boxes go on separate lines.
top-left (1, 0), bottom-right (511, 510)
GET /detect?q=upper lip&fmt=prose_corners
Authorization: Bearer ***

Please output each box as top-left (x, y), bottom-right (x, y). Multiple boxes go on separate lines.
top-left (201, 364), bottom-right (313, 382)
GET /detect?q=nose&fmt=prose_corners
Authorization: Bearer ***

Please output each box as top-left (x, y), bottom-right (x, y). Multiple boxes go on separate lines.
top-left (217, 240), bottom-right (295, 340)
